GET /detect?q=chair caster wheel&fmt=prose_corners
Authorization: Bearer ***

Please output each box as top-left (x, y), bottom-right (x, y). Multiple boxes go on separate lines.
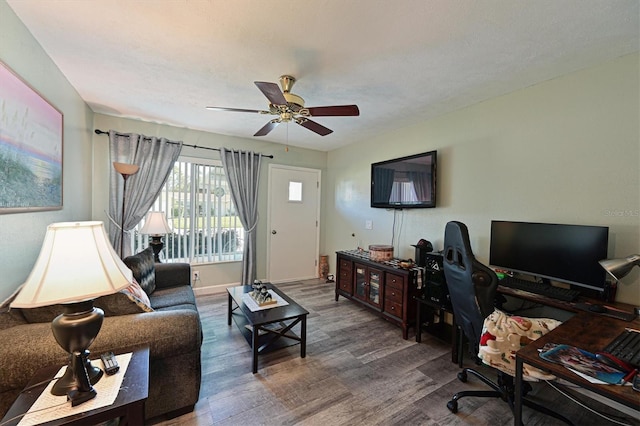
top-left (457, 370), bottom-right (468, 382)
top-left (447, 400), bottom-right (458, 413)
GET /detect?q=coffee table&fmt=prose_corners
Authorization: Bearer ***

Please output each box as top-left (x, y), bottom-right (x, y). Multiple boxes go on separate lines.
top-left (227, 283), bottom-right (308, 373)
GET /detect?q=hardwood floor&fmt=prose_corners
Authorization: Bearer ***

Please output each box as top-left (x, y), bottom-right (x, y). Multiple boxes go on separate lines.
top-left (149, 279), bottom-right (639, 426)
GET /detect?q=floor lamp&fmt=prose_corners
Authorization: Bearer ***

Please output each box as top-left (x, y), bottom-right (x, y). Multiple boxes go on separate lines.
top-left (113, 162), bottom-right (140, 258)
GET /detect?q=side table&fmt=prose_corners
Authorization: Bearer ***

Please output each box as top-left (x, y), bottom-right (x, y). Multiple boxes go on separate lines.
top-left (1, 346), bottom-right (149, 426)
top-left (415, 296), bottom-right (461, 365)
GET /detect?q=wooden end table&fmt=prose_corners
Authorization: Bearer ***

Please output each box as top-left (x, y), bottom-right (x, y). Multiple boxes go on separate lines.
top-left (1, 346), bottom-right (149, 426)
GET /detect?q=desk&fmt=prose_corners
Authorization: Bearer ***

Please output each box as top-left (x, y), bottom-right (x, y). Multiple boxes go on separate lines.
top-left (498, 285), bottom-right (637, 321)
top-left (514, 312), bottom-right (640, 425)
top-left (1, 347), bottom-right (149, 426)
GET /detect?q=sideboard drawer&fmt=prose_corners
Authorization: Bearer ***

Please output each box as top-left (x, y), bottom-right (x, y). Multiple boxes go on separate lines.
top-left (386, 273), bottom-right (404, 291)
top-left (384, 299), bottom-right (402, 318)
top-left (385, 286), bottom-right (403, 304)
top-left (339, 259), bottom-right (352, 272)
top-left (339, 273), bottom-right (352, 293)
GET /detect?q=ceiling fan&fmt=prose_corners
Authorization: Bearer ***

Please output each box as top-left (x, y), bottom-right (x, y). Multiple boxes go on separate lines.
top-left (206, 75), bottom-right (359, 137)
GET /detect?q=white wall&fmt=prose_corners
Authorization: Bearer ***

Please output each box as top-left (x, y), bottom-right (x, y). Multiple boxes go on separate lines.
top-left (325, 54), bottom-right (640, 305)
top-left (0, 1), bottom-right (94, 302)
top-left (91, 114), bottom-right (327, 291)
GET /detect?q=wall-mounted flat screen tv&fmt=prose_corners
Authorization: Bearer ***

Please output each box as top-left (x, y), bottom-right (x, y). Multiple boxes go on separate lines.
top-left (371, 150), bottom-right (437, 209)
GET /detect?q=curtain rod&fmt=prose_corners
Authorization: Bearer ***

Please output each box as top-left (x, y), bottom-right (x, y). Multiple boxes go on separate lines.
top-left (94, 129), bottom-right (274, 159)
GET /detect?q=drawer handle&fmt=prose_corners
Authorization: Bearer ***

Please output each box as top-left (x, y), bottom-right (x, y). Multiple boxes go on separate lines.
top-left (391, 306), bottom-right (395, 310)
top-left (391, 291), bottom-right (396, 296)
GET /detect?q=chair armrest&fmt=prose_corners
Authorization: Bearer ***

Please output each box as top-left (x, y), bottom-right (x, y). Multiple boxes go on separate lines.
top-left (154, 263), bottom-right (191, 290)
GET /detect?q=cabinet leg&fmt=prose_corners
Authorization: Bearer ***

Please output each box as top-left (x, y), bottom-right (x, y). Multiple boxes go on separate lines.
top-left (416, 301), bottom-right (423, 343)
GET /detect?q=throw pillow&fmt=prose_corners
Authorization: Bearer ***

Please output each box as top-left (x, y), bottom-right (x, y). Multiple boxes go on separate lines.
top-left (94, 278), bottom-right (154, 315)
top-left (19, 304), bottom-right (65, 323)
top-left (123, 246), bottom-right (156, 295)
top-left (120, 278), bottom-right (154, 312)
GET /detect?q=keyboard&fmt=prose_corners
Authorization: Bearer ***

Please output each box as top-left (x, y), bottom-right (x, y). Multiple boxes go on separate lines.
top-left (499, 276), bottom-right (581, 302)
top-left (603, 329), bottom-right (640, 368)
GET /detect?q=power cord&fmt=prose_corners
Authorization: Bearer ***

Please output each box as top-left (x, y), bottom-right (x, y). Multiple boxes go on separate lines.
top-left (0, 375), bottom-right (63, 426)
top-left (545, 380), bottom-right (636, 426)
top-left (0, 400), bottom-right (68, 426)
top-left (20, 375), bottom-right (62, 394)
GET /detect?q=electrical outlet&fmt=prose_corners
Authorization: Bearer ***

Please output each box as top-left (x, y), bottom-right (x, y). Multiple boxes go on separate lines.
top-left (365, 220), bottom-right (373, 230)
top-left (193, 271), bottom-right (200, 281)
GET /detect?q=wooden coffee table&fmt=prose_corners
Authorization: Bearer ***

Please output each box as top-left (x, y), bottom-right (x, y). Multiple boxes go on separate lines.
top-left (227, 283), bottom-right (308, 373)
top-left (1, 346), bottom-right (149, 426)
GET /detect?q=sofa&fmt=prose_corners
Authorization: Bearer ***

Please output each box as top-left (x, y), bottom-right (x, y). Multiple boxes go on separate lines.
top-left (0, 247), bottom-right (202, 421)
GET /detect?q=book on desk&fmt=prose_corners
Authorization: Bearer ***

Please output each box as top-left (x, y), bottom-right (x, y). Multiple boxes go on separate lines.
top-left (539, 344), bottom-right (629, 385)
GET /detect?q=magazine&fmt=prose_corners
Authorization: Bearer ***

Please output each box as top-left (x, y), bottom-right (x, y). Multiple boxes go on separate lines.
top-left (539, 344), bottom-right (626, 385)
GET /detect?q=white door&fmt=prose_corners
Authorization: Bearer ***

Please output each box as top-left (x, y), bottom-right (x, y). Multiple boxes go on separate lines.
top-left (267, 165), bottom-right (320, 282)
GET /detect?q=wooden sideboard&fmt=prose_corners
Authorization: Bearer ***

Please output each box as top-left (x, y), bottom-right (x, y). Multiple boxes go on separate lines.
top-left (335, 250), bottom-right (423, 339)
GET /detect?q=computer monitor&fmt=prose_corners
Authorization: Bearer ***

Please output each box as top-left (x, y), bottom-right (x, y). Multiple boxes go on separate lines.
top-left (489, 221), bottom-right (609, 292)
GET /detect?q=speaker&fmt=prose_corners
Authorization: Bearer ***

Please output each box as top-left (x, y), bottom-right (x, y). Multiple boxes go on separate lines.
top-left (424, 252), bottom-right (451, 308)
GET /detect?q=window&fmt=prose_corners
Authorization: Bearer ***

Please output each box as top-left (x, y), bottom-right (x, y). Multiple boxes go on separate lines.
top-left (133, 156), bottom-right (244, 263)
top-left (288, 181), bottom-right (303, 202)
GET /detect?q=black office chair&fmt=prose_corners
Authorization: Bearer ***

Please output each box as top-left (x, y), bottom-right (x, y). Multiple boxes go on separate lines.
top-left (442, 221), bottom-right (571, 424)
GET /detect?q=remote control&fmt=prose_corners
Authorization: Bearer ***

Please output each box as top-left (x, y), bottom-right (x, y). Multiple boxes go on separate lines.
top-left (100, 351), bottom-right (119, 375)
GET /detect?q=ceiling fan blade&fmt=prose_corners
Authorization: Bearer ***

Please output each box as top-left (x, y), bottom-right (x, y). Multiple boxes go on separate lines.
top-left (306, 105), bottom-right (360, 117)
top-left (254, 120), bottom-right (280, 137)
top-left (254, 81), bottom-right (287, 105)
top-left (206, 106), bottom-right (269, 114)
top-left (297, 119), bottom-right (333, 136)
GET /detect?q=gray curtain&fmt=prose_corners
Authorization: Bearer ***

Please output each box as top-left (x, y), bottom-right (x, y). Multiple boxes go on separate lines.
top-left (220, 147), bottom-right (262, 285)
top-left (109, 130), bottom-right (182, 257)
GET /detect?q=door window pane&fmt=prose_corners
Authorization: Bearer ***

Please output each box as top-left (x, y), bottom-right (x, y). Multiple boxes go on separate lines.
top-left (289, 181), bottom-right (302, 202)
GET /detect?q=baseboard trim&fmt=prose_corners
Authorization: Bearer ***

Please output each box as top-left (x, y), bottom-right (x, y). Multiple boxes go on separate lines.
top-left (193, 277), bottom-right (324, 297)
top-left (193, 283), bottom-right (239, 296)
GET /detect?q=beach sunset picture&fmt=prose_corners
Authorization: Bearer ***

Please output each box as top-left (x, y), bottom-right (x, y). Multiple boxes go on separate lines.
top-left (0, 62), bottom-right (62, 213)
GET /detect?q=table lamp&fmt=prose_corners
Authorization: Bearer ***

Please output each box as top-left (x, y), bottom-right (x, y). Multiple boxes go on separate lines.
top-left (599, 254), bottom-right (640, 281)
top-left (10, 221), bottom-right (133, 406)
top-left (113, 162), bottom-right (140, 258)
top-left (140, 211), bottom-right (172, 262)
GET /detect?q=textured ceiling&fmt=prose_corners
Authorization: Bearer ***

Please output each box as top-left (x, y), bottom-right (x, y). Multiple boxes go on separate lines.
top-left (6, 0), bottom-right (639, 151)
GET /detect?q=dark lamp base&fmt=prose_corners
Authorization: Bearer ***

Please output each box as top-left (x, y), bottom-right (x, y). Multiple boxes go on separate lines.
top-left (50, 301), bottom-right (104, 405)
top-left (66, 352), bottom-right (97, 406)
top-left (149, 236), bottom-right (165, 263)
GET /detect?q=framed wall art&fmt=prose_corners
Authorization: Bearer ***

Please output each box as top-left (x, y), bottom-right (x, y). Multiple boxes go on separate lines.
top-left (0, 61), bottom-right (63, 214)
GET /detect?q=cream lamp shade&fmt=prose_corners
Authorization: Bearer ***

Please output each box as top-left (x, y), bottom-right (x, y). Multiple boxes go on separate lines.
top-left (11, 221), bottom-right (133, 308)
top-left (140, 211), bottom-right (172, 236)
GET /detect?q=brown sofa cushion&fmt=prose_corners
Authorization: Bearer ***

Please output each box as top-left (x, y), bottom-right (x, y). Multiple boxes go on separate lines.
top-left (18, 280), bottom-right (153, 323)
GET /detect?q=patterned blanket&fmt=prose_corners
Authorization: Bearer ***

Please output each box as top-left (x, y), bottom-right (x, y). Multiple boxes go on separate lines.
top-left (479, 309), bottom-right (562, 381)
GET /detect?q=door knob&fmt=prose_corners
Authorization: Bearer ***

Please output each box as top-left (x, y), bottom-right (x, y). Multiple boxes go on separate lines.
top-left (272, 230), bottom-right (277, 234)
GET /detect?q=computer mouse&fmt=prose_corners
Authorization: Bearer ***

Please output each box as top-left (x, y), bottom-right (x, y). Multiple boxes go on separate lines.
top-left (588, 304), bottom-right (608, 313)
